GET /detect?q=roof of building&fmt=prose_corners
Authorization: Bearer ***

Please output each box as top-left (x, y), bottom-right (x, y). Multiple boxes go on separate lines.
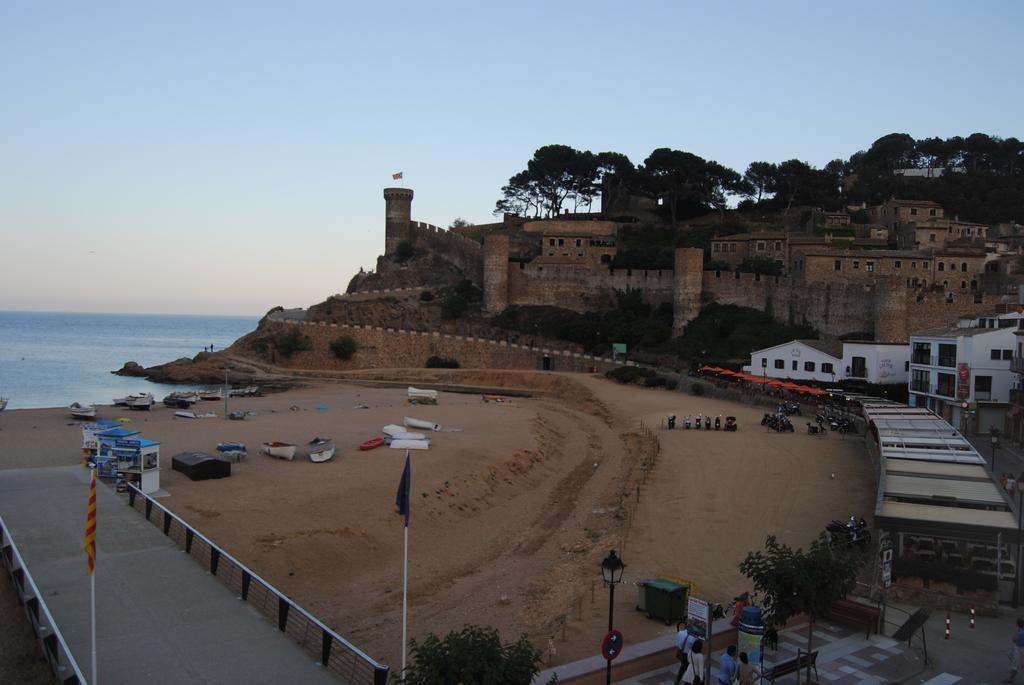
top-left (796, 338), bottom-right (843, 358)
top-left (911, 325), bottom-right (1012, 339)
top-left (712, 232), bottom-right (788, 242)
top-left (803, 249), bottom-right (926, 259)
top-left (884, 198), bottom-right (944, 208)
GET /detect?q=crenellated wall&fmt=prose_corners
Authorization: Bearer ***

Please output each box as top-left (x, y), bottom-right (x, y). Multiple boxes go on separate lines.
top-left (411, 221), bottom-right (484, 284)
top-left (258, 320), bottom-right (628, 373)
top-left (504, 262), bottom-right (675, 313)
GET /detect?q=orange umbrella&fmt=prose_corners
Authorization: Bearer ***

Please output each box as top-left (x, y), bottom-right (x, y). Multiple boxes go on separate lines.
top-left (719, 369), bottom-right (738, 376)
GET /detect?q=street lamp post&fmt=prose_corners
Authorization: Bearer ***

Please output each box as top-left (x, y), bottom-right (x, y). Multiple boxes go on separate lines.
top-left (601, 550), bottom-right (625, 685)
top-left (991, 429), bottom-right (1001, 473)
top-left (1016, 488), bottom-right (1023, 608)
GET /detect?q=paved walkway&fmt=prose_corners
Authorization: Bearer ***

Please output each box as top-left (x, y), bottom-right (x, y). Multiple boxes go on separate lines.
top-left (0, 466), bottom-right (339, 684)
top-left (617, 618), bottom-right (923, 685)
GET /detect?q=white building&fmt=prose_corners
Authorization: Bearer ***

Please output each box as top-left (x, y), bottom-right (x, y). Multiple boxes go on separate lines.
top-left (745, 339), bottom-right (910, 385)
top-left (908, 311), bottom-right (1022, 434)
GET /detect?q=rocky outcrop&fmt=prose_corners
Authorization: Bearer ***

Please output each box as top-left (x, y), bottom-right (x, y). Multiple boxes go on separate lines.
top-left (113, 361), bottom-right (146, 377)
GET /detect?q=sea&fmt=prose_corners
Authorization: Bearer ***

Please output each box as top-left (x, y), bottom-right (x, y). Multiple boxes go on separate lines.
top-left (0, 311), bottom-right (259, 410)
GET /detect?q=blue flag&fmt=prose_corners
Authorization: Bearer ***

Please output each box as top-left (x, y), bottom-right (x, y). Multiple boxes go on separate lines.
top-left (396, 452), bottom-right (411, 527)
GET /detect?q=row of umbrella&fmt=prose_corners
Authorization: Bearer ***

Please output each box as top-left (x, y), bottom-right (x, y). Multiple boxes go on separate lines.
top-left (699, 365), bottom-right (828, 396)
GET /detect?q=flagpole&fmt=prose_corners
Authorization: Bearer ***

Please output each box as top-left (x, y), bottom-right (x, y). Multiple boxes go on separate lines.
top-left (401, 522), bottom-right (408, 676)
top-left (91, 569), bottom-right (97, 685)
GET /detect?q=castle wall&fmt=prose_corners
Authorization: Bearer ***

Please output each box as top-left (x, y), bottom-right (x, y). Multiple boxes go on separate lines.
top-left (483, 235), bottom-right (510, 313)
top-left (702, 270), bottom-right (1001, 341)
top-left (673, 248), bottom-right (704, 335)
top-left (259, 320), bottom-right (626, 373)
top-left (410, 222), bottom-right (484, 284)
top-left (506, 263), bottom-right (675, 313)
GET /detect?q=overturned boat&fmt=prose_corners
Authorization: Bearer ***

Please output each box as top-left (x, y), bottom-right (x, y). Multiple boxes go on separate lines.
top-left (308, 437), bottom-right (336, 463)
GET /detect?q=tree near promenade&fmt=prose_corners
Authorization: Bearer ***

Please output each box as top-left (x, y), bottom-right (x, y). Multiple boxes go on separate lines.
top-left (401, 624), bottom-right (548, 685)
top-left (739, 534), bottom-right (866, 668)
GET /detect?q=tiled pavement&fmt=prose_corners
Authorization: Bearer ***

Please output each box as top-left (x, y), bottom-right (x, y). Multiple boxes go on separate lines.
top-left (618, 618), bottom-right (924, 685)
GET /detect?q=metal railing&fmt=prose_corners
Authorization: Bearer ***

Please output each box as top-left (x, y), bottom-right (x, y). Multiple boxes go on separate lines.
top-left (126, 485), bottom-right (388, 685)
top-left (0, 514), bottom-right (87, 685)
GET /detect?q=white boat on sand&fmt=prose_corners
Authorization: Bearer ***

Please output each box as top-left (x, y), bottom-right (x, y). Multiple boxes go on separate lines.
top-left (308, 438), bottom-right (335, 463)
top-left (127, 393), bottom-right (155, 410)
top-left (261, 441), bottom-right (297, 461)
top-left (70, 403), bottom-right (97, 420)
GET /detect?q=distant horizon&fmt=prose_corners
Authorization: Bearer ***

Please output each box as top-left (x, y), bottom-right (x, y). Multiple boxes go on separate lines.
top-left (0, 308), bottom-right (262, 318)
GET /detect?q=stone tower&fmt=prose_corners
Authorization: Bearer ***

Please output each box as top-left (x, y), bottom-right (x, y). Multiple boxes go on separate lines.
top-left (673, 247), bottom-right (704, 335)
top-left (383, 187), bottom-right (414, 256)
top-left (483, 234), bottom-right (510, 313)
top-left (873, 279), bottom-right (910, 342)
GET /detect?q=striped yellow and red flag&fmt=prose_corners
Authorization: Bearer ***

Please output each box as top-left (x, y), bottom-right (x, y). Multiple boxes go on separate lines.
top-left (84, 468), bottom-right (96, 573)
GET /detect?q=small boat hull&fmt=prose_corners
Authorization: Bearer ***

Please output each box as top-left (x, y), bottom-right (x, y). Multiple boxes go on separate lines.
top-left (261, 442), bottom-right (296, 461)
top-left (70, 403), bottom-right (97, 420)
top-left (309, 440), bottom-right (336, 463)
top-left (128, 394), bottom-right (155, 410)
top-left (359, 437), bottom-right (384, 451)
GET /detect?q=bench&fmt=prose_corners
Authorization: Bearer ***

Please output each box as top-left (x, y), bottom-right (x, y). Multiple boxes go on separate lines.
top-left (828, 598), bottom-right (881, 639)
top-left (763, 650), bottom-right (818, 683)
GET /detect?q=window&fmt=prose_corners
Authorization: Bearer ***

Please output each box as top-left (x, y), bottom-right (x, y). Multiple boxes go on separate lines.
top-left (961, 281), bottom-right (967, 290)
top-left (713, 243), bottom-right (720, 252)
top-left (911, 261), bottom-right (917, 269)
top-left (853, 260), bottom-right (860, 269)
top-left (936, 373), bottom-right (956, 397)
top-left (792, 360), bottom-right (798, 371)
top-left (575, 239), bottom-right (582, 247)
top-left (1004, 350), bottom-right (1014, 360)
top-left (834, 260), bottom-right (842, 271)
top-left (938, 262), bottom-right (945, 272)
top-left (895, 260), bottom-right (902, 269)
top-left (937, 343), bottom-right (956, 367)
top-left (558, 238), bottom-right (564, 246)
top-left (850, 356), bottom-right (866, 378)
top-left (948, 263), bottom-right (955, 272)
top-left (930, 233), bottom-right (936, 242)
top-left (822, 363), bottom-right (834, 374)
top-left (549, 238), bottom-right (555, 246)
top-left (757, 241), bottom-right (766, 251)
top-left (911, 208), bottom-right (918, 216)
top-left (774, 359), bottom-right (784, 369)
top-left (911, 369), bottom-right (930, 393)
top-left (905, 361), bottom-right (910, 372)
top-left (961, 262), bottom-right (967, 272)
top-left (975, 375), bottom-right (992, 400)
top-left (730, 243), bottom-right (736, 252)
top-left (923, 262), bottom-right (929, 269)
top-left (966, 229), bottom-right (972, 236)
top-left (929, 209), bottom-right (936, 216)
top-left (774, 241), bottom-right (782, 251)
top-left (804, 361), bottom-right (815, 372)
top-left (912, 341), bottom-right (931, 364)
top-left (866, 261), bottom-right (875, 273)
top-left (992, 349), bottom-right (1002, 360)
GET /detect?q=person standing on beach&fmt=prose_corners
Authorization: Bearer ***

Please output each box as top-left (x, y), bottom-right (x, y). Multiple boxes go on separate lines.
top-left (673, 624), bottom-right (695, 685)
top-left (1006, 618), bottom-right (1024, 683)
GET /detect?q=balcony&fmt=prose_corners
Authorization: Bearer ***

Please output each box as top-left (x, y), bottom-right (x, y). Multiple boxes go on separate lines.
top-left (910, 380), bottom-right (932, 394)
top-left (937, 356), bottom-right (957, 368)
top-left (911, 352), bottom-right (932, 365)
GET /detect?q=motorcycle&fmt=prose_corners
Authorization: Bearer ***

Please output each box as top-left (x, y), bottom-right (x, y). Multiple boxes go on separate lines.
top-left (684, 415), bottom-right (692, 429)
top-left (695, 414), bottom-right (702, 429)
top-left (825, 517), bottom-right (872, 546)
top-left (714, 415), bottom-right (721, 430)
top-left (806, 422), bottom-right (825, 436)
top-left (667, 414), bottom-right (676, 430)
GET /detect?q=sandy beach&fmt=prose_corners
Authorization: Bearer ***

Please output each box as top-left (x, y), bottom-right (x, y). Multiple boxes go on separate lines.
top-left (0, 371), bottom-right (874, 670)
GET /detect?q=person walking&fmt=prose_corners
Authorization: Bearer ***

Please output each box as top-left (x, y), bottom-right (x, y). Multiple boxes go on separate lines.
top-left (673, 624), bottom-right (696, 685)
top-left (682, 639), bottom-right (704, 685)
top-left (1006, 618), bottom-right (1024, 683)
top-left (737, 652), bottom-right (760, 685)
top-left (718, 645), bottom-right (738, 685)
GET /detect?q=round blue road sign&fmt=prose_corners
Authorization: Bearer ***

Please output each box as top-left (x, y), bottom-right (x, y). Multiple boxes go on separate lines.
top-left (601, 630), bottom-right (624, 661)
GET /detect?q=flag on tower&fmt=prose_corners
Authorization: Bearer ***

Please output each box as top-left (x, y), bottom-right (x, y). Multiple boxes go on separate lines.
top-left (84, 468), bottom-right (97, 573)
top-left (396, 453), bottom-right (411, 527)
top-left (392, 172), bottom-right (403, 180)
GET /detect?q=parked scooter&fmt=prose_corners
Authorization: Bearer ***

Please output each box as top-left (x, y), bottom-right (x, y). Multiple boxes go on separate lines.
top-left (667, 414), bottom-right (676, 430)
top-left (695, 414), bottom-right (702, 429)
top-left (714, 415), bottom-right (722, 430)
top-left (806, 422), bottom-right (825, 436)
top-left (684, 415), bottom-right (692, 429)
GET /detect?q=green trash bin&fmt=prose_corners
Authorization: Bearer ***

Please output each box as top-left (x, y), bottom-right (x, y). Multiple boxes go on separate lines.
top-left (635, 579), bottom-right (688, 625)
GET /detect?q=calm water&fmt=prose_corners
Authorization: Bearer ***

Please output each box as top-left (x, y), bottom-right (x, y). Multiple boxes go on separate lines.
top-left (0, 311), bottom-right (259, 409)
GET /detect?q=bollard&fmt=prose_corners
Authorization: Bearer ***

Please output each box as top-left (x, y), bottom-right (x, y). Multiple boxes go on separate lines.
top-left (591, 581), bottom-right (595, 604)
top-left (970, 606), bottom-right (976, 629)
top-left (945, 612), bottom-right (951, 639)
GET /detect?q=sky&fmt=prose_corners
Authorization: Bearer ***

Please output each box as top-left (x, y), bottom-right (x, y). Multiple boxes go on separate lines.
top-left (2, 1), bottom-right (1022, 315)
